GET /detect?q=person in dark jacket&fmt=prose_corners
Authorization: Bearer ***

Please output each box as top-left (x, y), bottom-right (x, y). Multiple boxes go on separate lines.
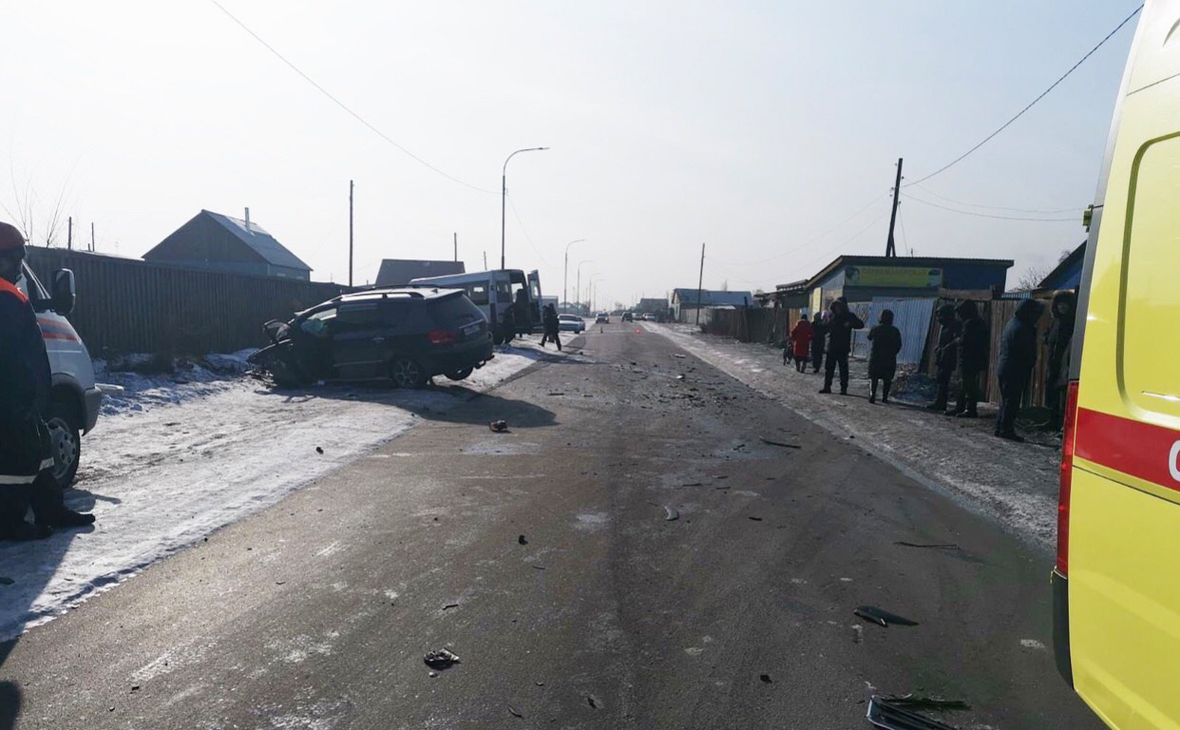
top-left (810, 310), bottom-right (829, 373)
top-left (926, 304), bottom-right (960, 411)
top-left (995, 298), bottom-right (1045, 441)
top-left (0, 222), bottom-right (95, 541)
top-left (1043, 290), bottom-right (1076, 433)
top-left (539, 304), bottom-right (562, 351)
top-left (790, 314), bottom-right (813, 373)
top-left (820, 297), bottom-right (864, 395)
top-left (947, 300), bottom-right (988, 418)
top-left (867, 309), bottom-right (902, 404)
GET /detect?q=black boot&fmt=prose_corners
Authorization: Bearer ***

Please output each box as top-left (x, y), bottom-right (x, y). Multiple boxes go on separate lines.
top-left (36, 509), bottom-right (95, 529)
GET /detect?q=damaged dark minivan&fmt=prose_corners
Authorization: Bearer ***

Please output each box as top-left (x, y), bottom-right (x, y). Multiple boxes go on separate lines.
top-left (248, 288), bottom-right (494, 388)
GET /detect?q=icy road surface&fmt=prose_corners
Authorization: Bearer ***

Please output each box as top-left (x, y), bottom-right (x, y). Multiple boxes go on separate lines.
top-left (645, 323), bottom-right (1061, 548)
top-left (0, 341), bottom-right (556, 640)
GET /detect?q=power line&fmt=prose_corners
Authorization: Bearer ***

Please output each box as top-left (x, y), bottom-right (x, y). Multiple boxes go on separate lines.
top-left (903, 192), bottom-right (1081, 222)
top-left (705, 193), bottom-right (890, 267)
top-left (906, 4), bottom-right (1143, 187)
top-left (207, 0), bottom-right (497, 195)
top-left (909, 182), bottom-right (1081, 215)
top-left (505, 193), bottom-right (549, 265)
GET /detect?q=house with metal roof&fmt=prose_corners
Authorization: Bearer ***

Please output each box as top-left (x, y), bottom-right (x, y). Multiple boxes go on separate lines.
top-left (800, 255), bottom-right (1012, 313)
top-left (375, 259), bottom-right (465, 287)
top-left (1038, 242), bottom-right (1086, 291)
top-left (144, 209), bottom-right (312, 281)
top-left (670, 288), bottom-right (755, 322)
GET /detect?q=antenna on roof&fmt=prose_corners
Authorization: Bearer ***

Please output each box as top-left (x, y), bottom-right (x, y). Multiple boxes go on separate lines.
top-left (244, 207), bottom-right (251, 232)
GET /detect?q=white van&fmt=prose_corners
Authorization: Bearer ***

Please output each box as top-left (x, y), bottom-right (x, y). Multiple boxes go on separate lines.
top-left (17, 261), bottom-right (103, 488)
top-left (408, 268), bottom-right (543, 344)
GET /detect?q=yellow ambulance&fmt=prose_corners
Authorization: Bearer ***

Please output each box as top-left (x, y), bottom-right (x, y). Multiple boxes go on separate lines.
top-left (1054, 1), bottom-right (1180, 727)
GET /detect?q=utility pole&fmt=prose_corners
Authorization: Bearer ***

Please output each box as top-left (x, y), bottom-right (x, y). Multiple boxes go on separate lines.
top-left (453, 232), bottom-right (458, 262)
top-left (483, 251), bottom-right (488, 270)
top-left (90, 222), bottom-right (95, 252)
top-left (885, 158), bottom-right (903, 258)
top-left (695, 242), bottom-right (705, 325)
top-left (348, 180), bottom-right (355, 287)
top-left (67, 217), bottom-right (72, 250)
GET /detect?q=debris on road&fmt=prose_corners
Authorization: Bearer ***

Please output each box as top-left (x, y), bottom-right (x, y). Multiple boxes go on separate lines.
top-left (676, 374), bottom-right (686, 380)
top-left (854, 606), bottom-right (919, 628)
top-left (547, 392), bottom-right (565, 396)
top-left (532, 565), bottom-right (546, 570)
top-left (587, 696), bottom-right (599, 709)
top-left (490, 420), bottom-right (509, 433)
top-left (673, 353), bottom-right (686, 359)
top-left (852, 624), bottom-right (864, 643)
top-left (424, 649), bottom-right (461, 670)
top-left (315, 446), bottom-right (324, 454)
top-left (893, 541), bottom-right (960, 550)
top-left (518, 534), bottom-right (528, 545)
top-left (760, 673), bottom-right (773, 684)
top-left (865, 695), bottom-right (968, 729)
top-left (885, 696), bottom-right (970, 711)
top-left (681, 482), bottom-right (703, 487)
top-left (748, 516), bottom-right (763, 521)
top-left (442, 603), bottom-right (460, 611)
top-left (760, 437), bottom-right (802, 450)
top-left (508, 705), bottom-right (523, 718)
top-left (664, 506), bottom-right (680, 521)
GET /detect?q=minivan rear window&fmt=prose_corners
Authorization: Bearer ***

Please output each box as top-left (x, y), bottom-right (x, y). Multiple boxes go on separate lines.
top-left (430, 293), bottom-right (484, 327)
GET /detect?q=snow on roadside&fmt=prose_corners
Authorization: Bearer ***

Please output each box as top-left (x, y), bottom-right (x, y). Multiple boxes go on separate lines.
top-left (645, 323), bottom-right (1061, 549)
top-left (0, 340), bottom-right (557, 640)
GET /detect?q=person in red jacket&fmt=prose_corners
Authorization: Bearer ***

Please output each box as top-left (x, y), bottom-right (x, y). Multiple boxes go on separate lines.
top-left (790, 314), bottom-right (813, 373)
top-left (0, 222), bottom-right (95, 540)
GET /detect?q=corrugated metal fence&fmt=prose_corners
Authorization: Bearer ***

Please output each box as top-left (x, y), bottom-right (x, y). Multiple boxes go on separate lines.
top-left (26, 247), bottom-right (348, 355)
top-left (850, 298), bottom-right (935, 365)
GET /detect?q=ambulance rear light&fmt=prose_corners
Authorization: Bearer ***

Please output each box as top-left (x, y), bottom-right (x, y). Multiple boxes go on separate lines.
top-left (1056, 380), bottom-right (1080, 576)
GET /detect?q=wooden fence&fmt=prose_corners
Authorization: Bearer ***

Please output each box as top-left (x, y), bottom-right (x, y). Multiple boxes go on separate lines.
top-left (702, 294), bottom-right (1066, 407)
top-left (26, 247), bottom-right (348, 355)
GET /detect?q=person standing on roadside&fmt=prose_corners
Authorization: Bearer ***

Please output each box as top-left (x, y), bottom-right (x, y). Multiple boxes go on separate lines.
top-left (995, 298), bottom-right (1045, 441)
top-left (0, 222), bottom-right (95, 541)
top-left (820, 297), bottom-right (864, 395)
top-left (946, 300), bottom-right (988, 418)
top-left (810, 310), bottom-right (830, 374)
top-left (1043, 291), bottom-right (1076, 433)
top-left (867, 309), bottom-right (902, 404)
top-left (927, 304), bottom-right (960, 411)
top-left (790, 313), bottom-right (813, 373)
top-left (540, 304), bottom-right (562, 351)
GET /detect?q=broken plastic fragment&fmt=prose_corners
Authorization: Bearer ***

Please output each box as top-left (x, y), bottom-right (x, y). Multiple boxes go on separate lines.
top-left (854, 606), bottom-right (919, 627)
top-left (424, 648), bottom-right (461, 670)
top-left (664, 506), bottom-right (680, 521)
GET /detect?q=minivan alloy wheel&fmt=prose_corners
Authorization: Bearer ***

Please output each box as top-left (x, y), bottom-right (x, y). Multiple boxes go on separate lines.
top-left (390, 358), bottom-right (426, 388)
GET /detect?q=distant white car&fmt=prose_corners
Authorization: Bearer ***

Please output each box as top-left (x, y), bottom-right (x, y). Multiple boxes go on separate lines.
top-left (558, 314), bottom-right (585, 333)
top-left (595, 312), bottom-right (609, 324)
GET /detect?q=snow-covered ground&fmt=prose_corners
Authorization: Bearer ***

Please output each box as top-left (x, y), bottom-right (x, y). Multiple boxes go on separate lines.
top-left (0, 340), bottom-right (561, 640)
top-left (646, 323), bottom-right (1061, 549)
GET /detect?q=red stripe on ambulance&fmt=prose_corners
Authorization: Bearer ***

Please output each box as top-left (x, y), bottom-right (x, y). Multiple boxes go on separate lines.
top-left (1075, 408), bottom-right (1180, 490)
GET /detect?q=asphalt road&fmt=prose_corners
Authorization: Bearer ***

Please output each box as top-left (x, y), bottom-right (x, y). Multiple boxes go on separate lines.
top-left (0, 323), bottom-right (1103, 729)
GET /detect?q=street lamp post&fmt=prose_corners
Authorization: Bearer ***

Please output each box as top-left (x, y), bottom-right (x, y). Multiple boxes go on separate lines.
top-left (576, 259), bottom-right (593, 315)
top-left (501, 147), bottom-right (548, 270)
top-left (563, 239), bottom-right (585, 313)
top-left (589, 274), bottom-right (604, 314)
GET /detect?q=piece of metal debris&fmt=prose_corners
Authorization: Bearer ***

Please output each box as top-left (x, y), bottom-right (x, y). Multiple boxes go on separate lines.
top-left (748, 516), bottom-right (763, 522)
top-left (442, 603), bottom-right (460, 611)
top-left (424, 649), bottom-right (461, 670)
top-left (886, 696), bottom-right (970, 711)
top-left (854, 606), bottom-right (919, 628)
top-left (508, 705), bottom-right (523, 718)
top-left (489, 420), bottom-right (509, 433)
top-left (866, 695), bottom-right (963, 730)
top-left (532, 564), bottom-right (546, 570)
top-left (893, 541), bottom-right (960, 550)
top-left (518, 534), bottom-right (528, 545)
top-left (664, 506), bottom-right (680, 521)
top-left (760, 437), bottom-right (802, 450)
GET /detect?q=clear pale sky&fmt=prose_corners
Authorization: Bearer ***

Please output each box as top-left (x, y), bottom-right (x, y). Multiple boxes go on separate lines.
top-left (3, 1), bottom-right (1141, 307)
